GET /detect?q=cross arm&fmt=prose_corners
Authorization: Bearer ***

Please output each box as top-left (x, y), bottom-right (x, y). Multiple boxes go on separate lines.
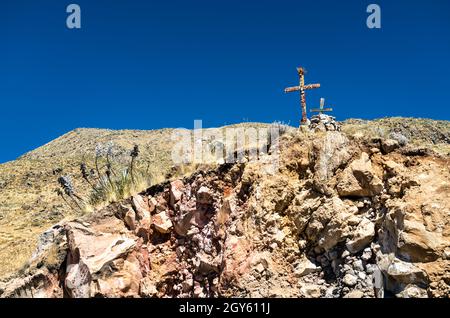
top-left (284, 86), bottom-right (300, 93)
top-left (310, 108), bottom-right (333, 112)
top-left (284, 84), bottom-right (321, 93)
top-left (304, 84), bottom-right (321, 90)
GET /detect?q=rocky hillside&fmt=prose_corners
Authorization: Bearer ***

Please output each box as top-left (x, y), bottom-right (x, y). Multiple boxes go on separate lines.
top-left (1, 119), bottom-right (449, 298)
top-left (0, 123), bottom-right (268, 279)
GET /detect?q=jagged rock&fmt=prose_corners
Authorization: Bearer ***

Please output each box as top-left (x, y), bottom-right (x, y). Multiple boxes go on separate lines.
top-left (342, 273), bottom-right (358, 287)
top-left (132, 195), bottom-right (151, 220)
top-left (378, 254), bottom-right (429, 295)
top-left (147, 196), bottom-right (157, 213)
top-left (0, 269), bottom-right (62, 298)
top-left (305, 197), bottom-right (354, 251)
top-left (140, 277), bottom-right (158, 297)
top-left (311, 132), bottom-right (352, 187)
top-left (361, 248), bottom-right (373, 261)
top-left (91, 256), bottom-right (142, 297)
top-left (170, 180), bottom-right (185, 207)
top-left (196, 186), bottom-right (213, 205)
top-left (381, 139), bottom-right (400, 154)
top-left (346, 218), bottom-right (375, 254)
top-left (343, 290), bottom-right (364, 298)
top-left (287, 189), bottom-right (322, 234)
top-left (124, 209), bottom-right (136, 230)
top-left (337, 152), bottom-right (383, 197)
top-left (152, 211), bottom-right (173, 234)
top-left (300, 284), bottom-right (322, 298)
top-left (2, 128), bottom-right (449, 299)
top-left (196, 253), bottom-right (221, 274)
top-left (396, 284), bottom-right (428, 298)
top-left (295, 257), bottom-right (320, 277)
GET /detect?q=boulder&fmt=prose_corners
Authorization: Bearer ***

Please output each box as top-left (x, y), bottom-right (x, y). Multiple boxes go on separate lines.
top-left (124, 209), bottom-right (136, 230)
top-left (152, 211), bottom-right (173, 234)
top-left (378, 254), bottom-right (429, 294)
top-left (342, 273), bottom-right (358, 287)
top-left (346, 218), bottom-right (375, 253)
top-left (64, 222), bottom-right (136, 276)
top-left (381, 139), bottom-right (400, 154)
top-left (90, 256), bottom-right (142, 297)
top-left (295, 258), bottom-right (320, 277)
top-left (396, 284), bottom-right (428, 298)
top-left (170, 180), bottom-right (185, 207)
top-left (196, 186), bottom-right (213, 205)
top-left (337, 152), bottom-right (383, 197)
top-left (132, 195), bottom-right (151, 220)
top-left (311, 132), bottom-right (352, 189)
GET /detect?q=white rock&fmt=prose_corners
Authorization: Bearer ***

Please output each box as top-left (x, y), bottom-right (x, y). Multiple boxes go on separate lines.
top-left (272, 230), bottom-right (285, 244)
top-left (152, 211), bottom-right (173, 234)
top-left (353, 260), bottom-right (364, 272)
top-left (361, 248), bottom-right (372, 261)
top-left (343, 273), bottom-right (358, 287)
top-left (295, 258), bottom-right (320, 278)
top-left (343, 290), bottom-right (364, 298)
top-left (196, 186), bottom-right (213, 204)
top-left (396, 284), bottom-right (428, 298)
top-left (300, 284), bottom-right (322, 298)
top-left (169, 180), bottom-right (184, 207)
top-left (255, 263), bottom-right (266, 273)
top-left (346, 218), bottom-right (375, 253)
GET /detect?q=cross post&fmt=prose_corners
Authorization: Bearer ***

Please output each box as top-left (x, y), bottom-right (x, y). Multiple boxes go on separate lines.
top-left (284, 67), bottom-right (321, 126)
top-left (310, 98), bottom-right (333, 115)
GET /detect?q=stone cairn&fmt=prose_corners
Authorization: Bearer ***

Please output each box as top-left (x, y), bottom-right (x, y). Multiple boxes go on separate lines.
top-left (309, 98), bottom-right (341, 132)
top-left (309, 113), bottom-right (341, 132)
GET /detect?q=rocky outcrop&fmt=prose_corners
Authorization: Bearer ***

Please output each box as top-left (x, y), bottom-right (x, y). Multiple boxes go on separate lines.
top-left (309, 114), bottom-right (341, 132)
top-left (1, 130), bottom-right (449, 298)
top-left (337, 152), bottom-right (383, 197)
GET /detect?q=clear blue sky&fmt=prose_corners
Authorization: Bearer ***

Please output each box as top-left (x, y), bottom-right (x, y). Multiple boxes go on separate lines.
top-left (1, 0), bottom-right (450, 163)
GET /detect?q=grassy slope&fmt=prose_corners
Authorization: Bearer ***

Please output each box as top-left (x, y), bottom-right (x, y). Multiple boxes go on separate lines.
top-left (0, 123), bottom-right (269, 278)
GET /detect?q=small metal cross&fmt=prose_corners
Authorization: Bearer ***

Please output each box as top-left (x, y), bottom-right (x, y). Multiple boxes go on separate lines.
top-left (310, 98), bottom-right (333, 115)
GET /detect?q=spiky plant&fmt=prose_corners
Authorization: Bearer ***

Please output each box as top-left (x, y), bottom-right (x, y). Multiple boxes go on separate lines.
top-left (57, 175), bottom-right (83, 210)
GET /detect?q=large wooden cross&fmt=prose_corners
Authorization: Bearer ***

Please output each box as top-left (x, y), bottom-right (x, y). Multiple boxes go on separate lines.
top-left (310, 98), bottom-right (333, 115)
top-left (284, 67), bottom-right (321, 125)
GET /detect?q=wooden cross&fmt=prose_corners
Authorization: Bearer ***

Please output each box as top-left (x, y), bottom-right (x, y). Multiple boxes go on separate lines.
top-left (310, 98), bottom-right (333, 115)
top-left (284, 67), bottom-right (321, 125)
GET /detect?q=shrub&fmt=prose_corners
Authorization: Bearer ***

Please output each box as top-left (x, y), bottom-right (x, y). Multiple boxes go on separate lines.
top-left (86, 143), bottom-right (152, 206)
top-left (56, 143), bottom-right (153, 211)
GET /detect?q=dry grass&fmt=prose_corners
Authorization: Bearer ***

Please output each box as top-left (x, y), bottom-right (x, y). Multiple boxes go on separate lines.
top-left (0, 123), bottom-right (273, 279)
top-left (0, 118), bottom-right (448, 279)
top-left (342, 117), bottom-right (450, 155)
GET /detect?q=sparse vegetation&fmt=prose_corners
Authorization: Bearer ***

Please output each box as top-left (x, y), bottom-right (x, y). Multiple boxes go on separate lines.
top-left (0, 119), bottom-right (448, 279)
top-left (57, 143), bottom-right (154, 210)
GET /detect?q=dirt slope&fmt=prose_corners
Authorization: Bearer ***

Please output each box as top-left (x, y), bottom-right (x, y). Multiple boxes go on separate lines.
top-left (1, 122), bottom-right (449, 298)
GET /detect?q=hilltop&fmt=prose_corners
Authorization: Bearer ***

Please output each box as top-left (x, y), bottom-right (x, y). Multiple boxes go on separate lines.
top-left (0, 117), bottom-right (449, 298)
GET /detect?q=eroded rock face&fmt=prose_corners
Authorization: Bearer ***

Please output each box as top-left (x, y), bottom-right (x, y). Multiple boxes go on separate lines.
top-left (337, 152), bottom-right (383, 197)
top-left (2, 131), bottom-right (449, 298)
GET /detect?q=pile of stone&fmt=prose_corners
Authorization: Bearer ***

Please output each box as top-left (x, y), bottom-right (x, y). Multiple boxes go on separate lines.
top-left (309, 114), bottom-right (341, 132)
